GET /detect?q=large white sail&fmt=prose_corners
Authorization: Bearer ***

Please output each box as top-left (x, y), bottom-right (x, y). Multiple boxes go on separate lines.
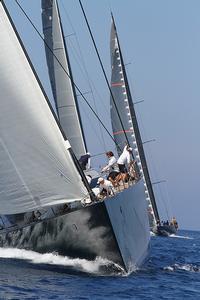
top-left (41, 0), bottom-right (87, 159)
top-left (110, 18), bottom-right (158, 226)
top-left (0, 2), bottom-right (88, 215)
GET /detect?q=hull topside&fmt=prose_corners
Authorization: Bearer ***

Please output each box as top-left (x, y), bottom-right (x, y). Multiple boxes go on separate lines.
top-left (0, 180), bottom-right (150, 272)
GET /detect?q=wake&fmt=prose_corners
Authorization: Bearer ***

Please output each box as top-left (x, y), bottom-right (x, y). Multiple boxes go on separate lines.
top-left (0, 248), bottom-right (125, 275)
top-left (164, 263), bottom-right (200, 272)
top-left (150, 231), bottom-right (156, 236)
top-left (169, 234), bottom-right (193, 240)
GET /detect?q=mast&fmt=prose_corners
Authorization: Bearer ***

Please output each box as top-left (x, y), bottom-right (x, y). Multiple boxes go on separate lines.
top-left (110, 15), bottom-right (160, 224)
top-left (41, 0), bottom-right (87, 158)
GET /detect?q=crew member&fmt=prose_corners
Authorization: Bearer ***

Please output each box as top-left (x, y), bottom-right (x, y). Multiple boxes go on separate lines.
top-left (101, 151), bottom-right (119, 184)
top-left (79, 152), bottom-right (91, 170)
top-left (97, 177), bottom-right (114, 197)
top-left (117, 145), bottom-right (132, 173)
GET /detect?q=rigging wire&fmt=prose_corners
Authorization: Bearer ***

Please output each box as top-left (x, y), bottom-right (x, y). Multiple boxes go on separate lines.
top-left (78, 0), bottom-right (130, 152)
top-left (14, 0), bottom-right (120, 152)
top-left (126, 66), bottom-right (172, 220)
top-left (67, 36), bottom-right (115, 150)
top-left (77, 102), bottom-right (107, 152)
top-left (66, 38), bottom-right (109, 151)
top-left (63, 38), bottom-right (109, 150)
top-left (163, 183), bottom-right (174, 218)
top-left (59, 0), bottom-right (107, 152)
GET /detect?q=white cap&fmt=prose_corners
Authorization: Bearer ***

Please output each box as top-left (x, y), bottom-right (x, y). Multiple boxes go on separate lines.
top-left (128, 147), bottom-right (132, 151)
top-left (86, 152), bottom-right (91, 156)
top-left (97, 177), bottom-right (104, 184)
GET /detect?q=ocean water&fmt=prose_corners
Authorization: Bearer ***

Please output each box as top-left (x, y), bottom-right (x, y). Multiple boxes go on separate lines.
top-left (0, 230), bottom-right (199, 299)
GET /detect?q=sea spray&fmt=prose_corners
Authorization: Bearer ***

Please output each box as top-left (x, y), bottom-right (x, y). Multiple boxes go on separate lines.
top-left (0, 248), bottom-right (124, 275)
top-left (164, 263), bottom-right (200, 272)
top-left (169, 234), bottom-right (193, 240)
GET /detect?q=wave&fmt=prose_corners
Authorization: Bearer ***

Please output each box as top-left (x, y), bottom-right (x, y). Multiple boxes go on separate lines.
top-left (0, 248), bottom-right (125, 275)
top-left (150, 231), bottom-right (156, 236)
top-left (164, 263), bottom-right (200, 272)
top-left (169, 234), bottom-right (193, 240)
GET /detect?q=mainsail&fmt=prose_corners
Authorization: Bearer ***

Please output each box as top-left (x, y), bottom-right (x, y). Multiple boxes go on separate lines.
top-left (110, 16), bottom-right (159, 225)
top-left (41, 0), bottom-right (87, 159)
top-left (0, 2), bottom-right (88, 215)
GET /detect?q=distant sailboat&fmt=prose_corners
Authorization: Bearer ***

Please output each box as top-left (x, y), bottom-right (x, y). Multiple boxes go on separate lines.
top-left (109, 15), bottom-right (177, 236)
top-left (0, 0), bottom-right (150, 273)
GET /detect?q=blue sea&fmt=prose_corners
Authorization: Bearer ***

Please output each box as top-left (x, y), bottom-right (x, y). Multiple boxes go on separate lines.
top-left (0, 230), bottom-right (199, 299)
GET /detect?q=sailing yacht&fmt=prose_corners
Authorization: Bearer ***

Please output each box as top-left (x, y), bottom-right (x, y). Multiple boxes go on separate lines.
top-left (0, 0), bottom-right (150, 273)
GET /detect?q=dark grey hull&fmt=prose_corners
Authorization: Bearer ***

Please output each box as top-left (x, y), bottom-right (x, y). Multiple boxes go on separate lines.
top-left (154, 224), bottom-right (177, 236)
top-left (0, 180), bottom-right (150, 272)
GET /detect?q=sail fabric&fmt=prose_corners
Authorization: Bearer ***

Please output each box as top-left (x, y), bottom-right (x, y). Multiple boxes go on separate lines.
top-left (41, 0), bottom-right (86, 159)
top-left (110, 20), bottom-right (159, 224)
top-left (0, 3), bottom-right (88, 215)
top-left (110, 22), bottom-right (135, 153)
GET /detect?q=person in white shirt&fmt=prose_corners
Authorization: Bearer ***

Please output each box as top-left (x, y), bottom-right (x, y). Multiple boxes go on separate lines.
top-left (117, 145), bottom-right (132, 173)
top-left (97, 177), bottom-right (114, 197)
top-left (101, 151), bottom-right (119, 184)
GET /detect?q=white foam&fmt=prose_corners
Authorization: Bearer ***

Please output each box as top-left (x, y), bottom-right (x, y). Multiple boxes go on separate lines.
top-left (169, 234), bottom-right (193, 240)
top-left (164, 263), bottom-right (200, 272)
top-left (0, 248), bottom-right (124, 275)
top-left (150, 231), bottom-right (156, 236)
top-left (164, 266), bottom-right (174, 271)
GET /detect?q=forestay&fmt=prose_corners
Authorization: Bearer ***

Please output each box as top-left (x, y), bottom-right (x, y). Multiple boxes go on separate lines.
top-left (41, 0), bottom-right (86, 159)
top-left (0, 3), bottom-right (88, 215)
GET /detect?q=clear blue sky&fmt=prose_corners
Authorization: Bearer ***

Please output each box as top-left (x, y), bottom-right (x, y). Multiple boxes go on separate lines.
top-left (6, 0), bottom-right (200, 230)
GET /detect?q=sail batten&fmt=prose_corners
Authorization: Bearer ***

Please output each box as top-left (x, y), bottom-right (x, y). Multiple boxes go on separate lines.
top-left (0, 2), bottom-right (88, 215)
top-left (42, 0), bottom-right (87, 159)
